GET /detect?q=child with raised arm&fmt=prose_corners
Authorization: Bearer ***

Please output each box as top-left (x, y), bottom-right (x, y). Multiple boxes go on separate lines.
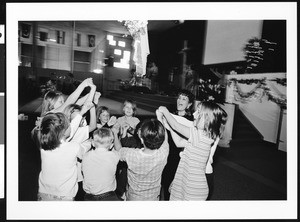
top-left (63, 83), bottom-right (98, 200)
top-left (37, 112), bottom-right (81, 201)
top-left (40, 77), bottom-right (94, 117)
top-left (114, 118), bottom-right (169, 201)
top-left (158, 101), bottom-right (227, 201)
top-left (81, 127), bottom-right (121, 201)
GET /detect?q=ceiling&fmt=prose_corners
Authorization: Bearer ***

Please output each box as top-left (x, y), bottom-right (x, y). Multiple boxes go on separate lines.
top-left (74, 20), bottom-right (179, 35)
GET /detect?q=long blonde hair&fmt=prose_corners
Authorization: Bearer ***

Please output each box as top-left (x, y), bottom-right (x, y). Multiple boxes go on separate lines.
top-left (195, 102), bottom-right (227, 140)
top-left (41, 91), bottom-right (64, 116)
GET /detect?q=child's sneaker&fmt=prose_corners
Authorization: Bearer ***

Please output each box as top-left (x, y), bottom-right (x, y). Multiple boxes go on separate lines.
top-left (121, 193), bottom-right (126, 201)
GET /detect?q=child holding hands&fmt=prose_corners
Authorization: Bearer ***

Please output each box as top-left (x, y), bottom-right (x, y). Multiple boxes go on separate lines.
top-left (81, 127), bottom-right (121, 201)
top-left (37, 112), bottom-right (80, 201)
top-left (114, 117), bottom-right (169, 201)
top-left (157, 102), bottom-right (227, 201)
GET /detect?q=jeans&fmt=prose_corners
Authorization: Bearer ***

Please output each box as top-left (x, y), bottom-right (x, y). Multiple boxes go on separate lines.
top-left (84, 191), bottom-right (122, 201)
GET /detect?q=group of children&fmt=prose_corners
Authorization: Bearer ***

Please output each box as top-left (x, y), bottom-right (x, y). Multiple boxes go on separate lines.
top-left (31, 77), bottom-right (227, 201)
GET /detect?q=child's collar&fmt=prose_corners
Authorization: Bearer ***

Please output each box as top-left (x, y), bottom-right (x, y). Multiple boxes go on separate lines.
top-left (140, 147), bottom-right (157, 155)
top-left (95, 147), bottom-right (110, 152)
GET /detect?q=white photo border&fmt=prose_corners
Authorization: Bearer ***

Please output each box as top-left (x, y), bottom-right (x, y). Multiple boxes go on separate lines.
top-left (6, 2), bottom-right (297, 220)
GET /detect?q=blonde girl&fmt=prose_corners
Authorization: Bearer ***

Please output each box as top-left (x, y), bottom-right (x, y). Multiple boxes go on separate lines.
top-left (41, 77), bottom-right (98, 117)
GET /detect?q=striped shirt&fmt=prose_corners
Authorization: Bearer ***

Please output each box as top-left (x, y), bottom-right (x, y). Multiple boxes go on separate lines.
top-left (119, 139), bottom-right (169, 201)
top-left (170, 127), bottom-right (214, 201)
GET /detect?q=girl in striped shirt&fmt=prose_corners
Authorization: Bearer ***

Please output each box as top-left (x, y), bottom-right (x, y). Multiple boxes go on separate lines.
top-left (158, 102), bottom-right (227, 200)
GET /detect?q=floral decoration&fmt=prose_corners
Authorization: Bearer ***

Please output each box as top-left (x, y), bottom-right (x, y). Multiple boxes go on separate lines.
top-left (243, 37), bottom-right (277, 73)
top-left (118, 20), bottom-right (148, 39)
top-left (196, 78), bottom-right (225, 103)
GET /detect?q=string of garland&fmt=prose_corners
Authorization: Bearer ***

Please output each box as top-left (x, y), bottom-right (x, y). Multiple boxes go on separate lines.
top-left (264, 88), bottom-right (287, 109)
top-left (269, 78), bottom-right (287, 86)
top-left (229, 78), bottom-right (286, 108)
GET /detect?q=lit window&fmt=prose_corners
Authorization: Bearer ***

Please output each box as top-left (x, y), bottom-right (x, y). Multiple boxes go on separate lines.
top-left (113, 50), bottom-right (130, 69)
top-left (109, 40), bottom-right (116, 46)
top-left (107, 35), bottom-right (113, 41)
top-left (114, 49), bottom-right (122, 55)
top-left (107, 34), bottom-right (116, 46)
top-left (113, 62), bottom-right (130, 69)
top-left (123, 51), bottom-right (131, 60)
top-left (118, 41), bottom-right (125, 47)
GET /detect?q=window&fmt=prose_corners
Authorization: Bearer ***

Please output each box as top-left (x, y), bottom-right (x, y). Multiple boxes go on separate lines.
top-left (107, 34), bottom-right (116, 46)
top-left (56, 30), bottom-right (65, 44)
top-left (118, 41), bottom-right (125, 47)
top-left (106, 34), bottom-right (132, 69)
top-left (39, 32), bottom-right (48, 41)
top-left (114, 49), bottom-right (121, 55)
top-left (76, 33), bottom-right (81, 47)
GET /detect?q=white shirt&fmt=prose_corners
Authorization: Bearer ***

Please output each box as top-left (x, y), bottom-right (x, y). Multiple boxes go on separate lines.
top-left (38, 140), bottom-right (80, 197)
top-left (82, 148), bottom-right (120, 195)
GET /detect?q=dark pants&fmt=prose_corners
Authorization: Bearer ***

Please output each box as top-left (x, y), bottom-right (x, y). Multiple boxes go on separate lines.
top-left (205, 173), bottom-right (214, 200)
top-left (115, 161), bottom-right (128, 198)
top-left (161, 146), bottom-right (182, 200)
top-left (84, 191), bottom-right (122, 201)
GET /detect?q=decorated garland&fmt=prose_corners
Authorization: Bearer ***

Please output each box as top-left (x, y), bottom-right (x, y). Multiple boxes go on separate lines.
top-left (229, 78), bottom-right (286, 108)
top-left (269, 78), bottom-right (287, 86)
top-left (233, 79), bottom-right (265, 103)
top-left (264, 87), bottom-right (287, 109)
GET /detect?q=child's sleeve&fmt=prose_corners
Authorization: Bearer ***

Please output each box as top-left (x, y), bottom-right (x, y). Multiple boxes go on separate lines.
top-left (67, 114), bottom-right (83, 142)
top-left (118, 147), bottom-right (131, 162)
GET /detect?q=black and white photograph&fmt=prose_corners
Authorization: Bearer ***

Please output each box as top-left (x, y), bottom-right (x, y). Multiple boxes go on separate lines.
top-left (5, 2), bottom-right (297, 220)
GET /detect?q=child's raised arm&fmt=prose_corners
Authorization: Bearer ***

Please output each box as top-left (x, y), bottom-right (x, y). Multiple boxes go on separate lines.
top-left (88, 105), bottom-right (97, 133)
top-left (158, 106), bottom-right (190, 139)
top-left (169, 127), bottom-right (188, 148)
top-left (111, 127), bottom-right (122, 151)
top-left (81, 83), bottom-right (97, 132)
top-left (55, 78), bottom-right (93, 112)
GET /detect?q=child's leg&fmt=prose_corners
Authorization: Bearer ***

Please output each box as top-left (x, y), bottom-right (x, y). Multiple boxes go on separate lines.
top-left (205, 173), bottom-right (214, 200)
top-left (115, 161), bottom-right (128, 199)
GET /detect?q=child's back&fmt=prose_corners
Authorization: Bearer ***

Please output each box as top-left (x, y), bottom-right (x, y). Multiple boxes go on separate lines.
top-left (37, 112), bottom-right (80, 200)
top-left (82, 128), bottom-right (120, 201)
top-left (39, 140), bottom-right (80, 198)
top-left (118, 119), bottom-right (169, 201)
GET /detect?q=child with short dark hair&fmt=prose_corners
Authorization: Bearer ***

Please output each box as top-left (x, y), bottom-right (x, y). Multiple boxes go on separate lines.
top-left (114, 118), bottom-right (169, 201)
top-left (81, 128), bottom-right (121, 201)
top-left (37, 112), bottom-right (80, 201)
top-left (158, 102), bottom-right (227, 201)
